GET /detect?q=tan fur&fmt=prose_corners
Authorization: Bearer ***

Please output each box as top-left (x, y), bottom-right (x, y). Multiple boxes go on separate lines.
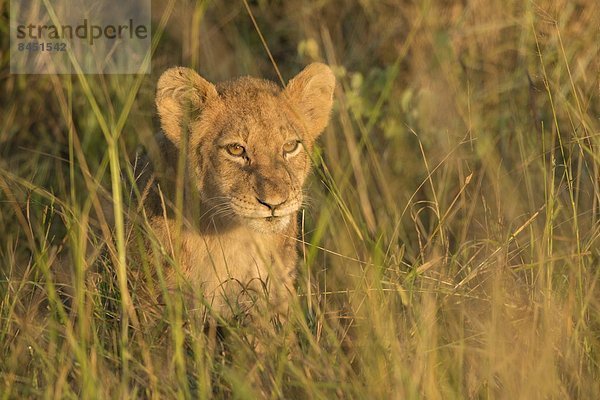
top-left (138, 63), bottom-right (335, 320)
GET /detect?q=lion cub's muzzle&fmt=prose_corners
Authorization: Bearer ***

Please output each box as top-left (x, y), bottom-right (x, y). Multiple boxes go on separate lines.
top-left (230, 193), bottom-right (301, 219)
top-left (228, 192), bottom-right (300, 233)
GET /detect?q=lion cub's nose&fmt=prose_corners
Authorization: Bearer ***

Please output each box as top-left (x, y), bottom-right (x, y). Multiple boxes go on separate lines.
top-left (254, 173), bottom-right (289, 212)
top-left (256, 196), bottom-right (287, 211)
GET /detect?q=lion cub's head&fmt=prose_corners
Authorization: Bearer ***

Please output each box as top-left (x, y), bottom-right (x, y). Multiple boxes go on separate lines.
top-left (155, 63), bottom-right (335, 233)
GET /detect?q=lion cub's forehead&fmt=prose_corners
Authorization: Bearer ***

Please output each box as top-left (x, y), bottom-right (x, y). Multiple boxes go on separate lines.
top-left (215, 77), bottom-right (300, 142)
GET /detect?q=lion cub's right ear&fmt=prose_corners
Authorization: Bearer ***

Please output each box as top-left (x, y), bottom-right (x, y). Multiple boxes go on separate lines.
top-left (156, 67), bottom-right (218, 145)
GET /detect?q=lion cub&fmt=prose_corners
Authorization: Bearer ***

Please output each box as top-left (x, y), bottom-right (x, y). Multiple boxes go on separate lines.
top-left (137, 63), bottom-right (335, 323)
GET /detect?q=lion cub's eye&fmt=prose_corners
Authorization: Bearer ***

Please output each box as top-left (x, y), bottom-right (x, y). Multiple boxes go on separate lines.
top-left (282, 140), bottom-right (300, 155)
top-left (225, 143), bottom-right (246, 157)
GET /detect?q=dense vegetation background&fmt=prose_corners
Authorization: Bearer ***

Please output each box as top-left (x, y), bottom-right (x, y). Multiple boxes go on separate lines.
top-left (1, 0), bottom-right (599, 398)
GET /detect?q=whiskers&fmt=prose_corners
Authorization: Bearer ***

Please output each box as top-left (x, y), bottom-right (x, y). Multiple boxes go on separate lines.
top-left (300, 188), bottom-right (314, 209)
top-left (197, 196), bottom-right (236, 222)
top-left (194, 191), bottom-right (310, 227)
top-left (209, 206), bottom-right (237, 221)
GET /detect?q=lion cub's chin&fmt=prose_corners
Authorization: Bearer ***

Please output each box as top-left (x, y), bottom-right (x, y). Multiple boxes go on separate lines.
top-left (242, 214), bottom-right (293, 233)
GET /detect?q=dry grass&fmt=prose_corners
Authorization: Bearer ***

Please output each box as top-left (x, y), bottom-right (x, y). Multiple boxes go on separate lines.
top-left (1, 0), bottom-right (599, 398)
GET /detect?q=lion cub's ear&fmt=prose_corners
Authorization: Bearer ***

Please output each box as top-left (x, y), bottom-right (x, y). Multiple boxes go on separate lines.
top-left (156, 67), bottom-right (218, 144)
top-left (285, 63), bottom-right (336, 138)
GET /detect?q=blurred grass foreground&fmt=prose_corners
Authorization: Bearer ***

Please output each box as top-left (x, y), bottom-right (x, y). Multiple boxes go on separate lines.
top-left (1, 0), bottom-right (599, 398)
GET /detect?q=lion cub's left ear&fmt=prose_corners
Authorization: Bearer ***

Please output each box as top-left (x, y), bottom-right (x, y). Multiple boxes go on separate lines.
top-left (156, 67), bottom-right (218, 145)
top-left (285, 63), bottom-right (336, 138)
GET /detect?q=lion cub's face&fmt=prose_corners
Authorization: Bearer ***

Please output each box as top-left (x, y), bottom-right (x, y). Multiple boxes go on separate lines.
top-left (156, 63), bottom-right (335, 233)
